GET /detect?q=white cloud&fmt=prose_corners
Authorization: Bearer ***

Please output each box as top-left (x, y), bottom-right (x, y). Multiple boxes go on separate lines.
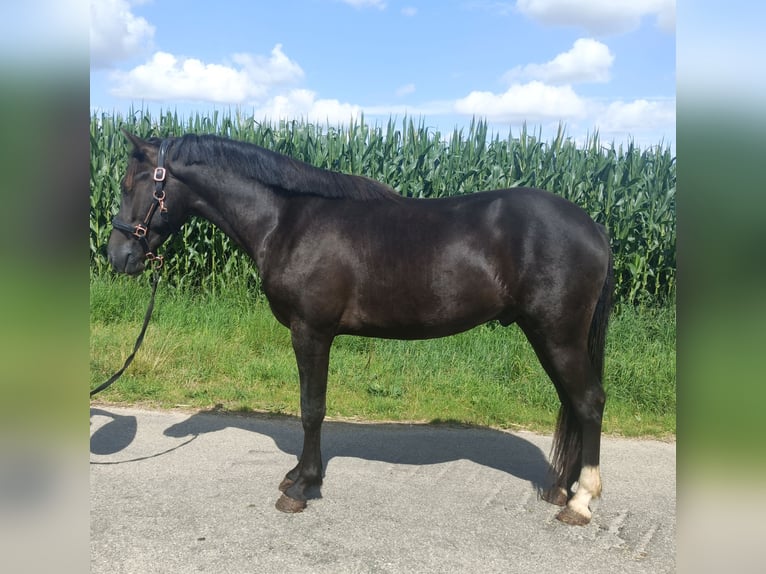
top-left (396, 83), bottom-right (416, 97)
top-left (503, 38), bottom-right (614, 85)
top-left (454, 81), bottom-right (587, 122)
top-left (109, 45), bottom-right (304, 104)
top-left (654, 1), bottom-right (676, 34)
top-left (401, 6), bottom-right (418, 17)
top-left (90, 0), bottom-right (155, 69)
top-left (515, 0), bottom-right (675, 35)
top-left (341, 0), bottom-right (386, 9)
top-left (595, 98), bottom-right (676, 135)
top-left (254, 89), bottom-right (363, 125)
top-left (230, 48), bottom-right (305, 87)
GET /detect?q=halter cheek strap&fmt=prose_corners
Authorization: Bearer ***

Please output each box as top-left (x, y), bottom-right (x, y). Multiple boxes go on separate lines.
top-left (112, 139), bottom-right (172, 267)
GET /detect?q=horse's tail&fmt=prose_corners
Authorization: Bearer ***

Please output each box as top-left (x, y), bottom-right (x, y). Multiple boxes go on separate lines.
top-left (550, 239), bottom-right (613, 489)
top-left (588, 245), bottom-right (614, 383)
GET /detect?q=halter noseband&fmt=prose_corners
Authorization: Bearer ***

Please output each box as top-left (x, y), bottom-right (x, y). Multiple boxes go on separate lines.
top-left (112, 139), bottom-right (171, 268)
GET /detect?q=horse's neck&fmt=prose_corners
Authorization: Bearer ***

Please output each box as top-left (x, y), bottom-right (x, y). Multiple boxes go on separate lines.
top-left (187, 170), bottom-right (283, 270)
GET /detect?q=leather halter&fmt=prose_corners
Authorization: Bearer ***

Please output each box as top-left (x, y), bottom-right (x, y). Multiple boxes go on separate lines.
top-left (112, 139), bottom-right (171, 267)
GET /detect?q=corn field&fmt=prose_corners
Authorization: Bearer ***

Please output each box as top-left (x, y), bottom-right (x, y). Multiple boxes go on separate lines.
top-left (90, 110), bottom-right (675, 305)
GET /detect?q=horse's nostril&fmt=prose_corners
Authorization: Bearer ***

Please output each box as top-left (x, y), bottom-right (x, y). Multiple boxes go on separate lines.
top-left (107, 241), bottom-right (140, 275)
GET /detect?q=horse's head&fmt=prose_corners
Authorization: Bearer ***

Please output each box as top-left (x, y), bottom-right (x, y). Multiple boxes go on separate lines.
top-left (108, 131), bottom-right (187, 275)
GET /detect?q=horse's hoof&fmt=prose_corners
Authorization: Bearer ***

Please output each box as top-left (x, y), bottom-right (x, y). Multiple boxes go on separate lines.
top-left (541, 486), bottom-right (568, 507)
top-left (555, 505), bottom-right (591, 526)
top-left (275, 493), bottom-right (306, 513)
top-left (278, 477), bottom-right (294, 493)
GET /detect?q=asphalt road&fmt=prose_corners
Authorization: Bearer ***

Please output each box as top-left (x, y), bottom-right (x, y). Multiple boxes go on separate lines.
top-left (90, 406), bottom-right (676, 573)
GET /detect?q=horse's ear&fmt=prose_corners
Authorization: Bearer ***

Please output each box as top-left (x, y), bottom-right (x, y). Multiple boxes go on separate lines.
top-left (121, 129), bottom-right (153, 157)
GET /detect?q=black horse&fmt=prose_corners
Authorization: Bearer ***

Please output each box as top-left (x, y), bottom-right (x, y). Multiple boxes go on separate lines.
top-left (107, 131), bottom-right (613, 525)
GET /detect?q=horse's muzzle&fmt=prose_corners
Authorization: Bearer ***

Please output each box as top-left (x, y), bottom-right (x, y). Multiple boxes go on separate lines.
top-left (107, 240), bottom-right (146, 276)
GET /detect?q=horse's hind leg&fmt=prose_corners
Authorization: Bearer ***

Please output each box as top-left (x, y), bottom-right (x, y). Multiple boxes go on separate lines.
top-left (522, 323), bottom-right (605, 525)
top-left (275, 323), bottom-right (332, 513)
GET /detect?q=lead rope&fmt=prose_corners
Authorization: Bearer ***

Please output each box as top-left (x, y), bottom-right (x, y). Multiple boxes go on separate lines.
top-left (90, 268), bottom-right (161, 397)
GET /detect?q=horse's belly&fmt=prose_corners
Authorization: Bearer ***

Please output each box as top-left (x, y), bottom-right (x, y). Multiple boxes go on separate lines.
top-left (339, 287), bottom-right (507, 340)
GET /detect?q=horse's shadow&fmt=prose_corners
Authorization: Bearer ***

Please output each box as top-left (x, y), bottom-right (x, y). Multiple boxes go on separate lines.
top-left (90, 407), bottom-right (139, 455)
top-left (160, 407), bottom-right (555, 494)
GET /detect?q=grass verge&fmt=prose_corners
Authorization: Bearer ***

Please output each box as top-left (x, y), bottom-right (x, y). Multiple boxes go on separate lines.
top-left (90, 275), bottom-right (675, 438)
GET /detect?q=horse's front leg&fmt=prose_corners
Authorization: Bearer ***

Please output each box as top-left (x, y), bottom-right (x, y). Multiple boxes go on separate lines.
top-left (275, 323), bottom-right (332, 513)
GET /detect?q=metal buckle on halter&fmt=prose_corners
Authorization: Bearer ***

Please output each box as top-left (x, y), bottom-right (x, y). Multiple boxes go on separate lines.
top-left (153, 167), bottom-right (167, 182)
top-left (145, 252), bottom-right (164, 268)
top-left (133, 224), bottom-right (148, 238)
top-left (153, 189), bottom-right (167, 213)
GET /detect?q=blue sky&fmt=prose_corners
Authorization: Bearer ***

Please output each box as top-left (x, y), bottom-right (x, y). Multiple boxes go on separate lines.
top-left (90, 0), bottom-right (676, 149)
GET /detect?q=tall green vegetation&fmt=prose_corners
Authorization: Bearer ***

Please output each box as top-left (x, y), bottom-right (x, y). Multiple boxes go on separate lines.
top-left (90, 110), bottom-right (675, 305)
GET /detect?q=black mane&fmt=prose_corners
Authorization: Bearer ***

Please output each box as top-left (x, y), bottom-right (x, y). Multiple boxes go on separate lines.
top-left (172, 133), bottom-right (401, 201)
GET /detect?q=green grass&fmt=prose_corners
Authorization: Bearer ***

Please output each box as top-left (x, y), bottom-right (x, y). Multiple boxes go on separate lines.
top-left (90, 275), bottom-right (675, 438)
